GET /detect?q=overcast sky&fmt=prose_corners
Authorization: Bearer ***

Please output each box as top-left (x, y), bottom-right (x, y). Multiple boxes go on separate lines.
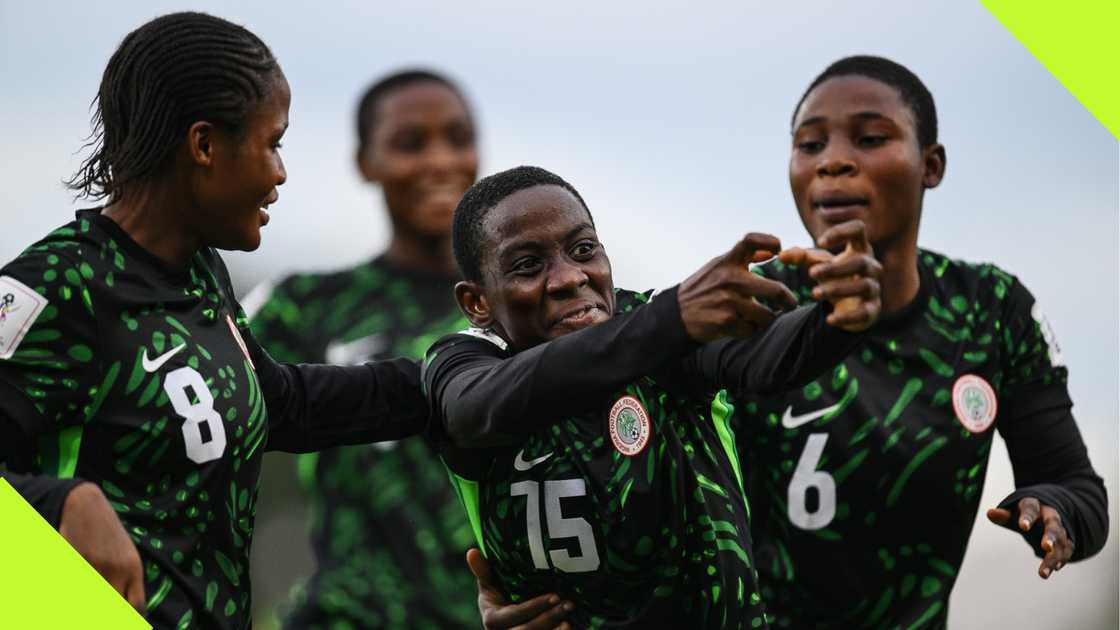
top-left (1, 1), bottom-right (1116, 626)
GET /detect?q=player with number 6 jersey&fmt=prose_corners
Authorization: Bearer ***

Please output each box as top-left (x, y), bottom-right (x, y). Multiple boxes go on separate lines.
top-left (424, 166), bottom-right (883, 628)
top-left (731, 56), bottom-right (1108, 629)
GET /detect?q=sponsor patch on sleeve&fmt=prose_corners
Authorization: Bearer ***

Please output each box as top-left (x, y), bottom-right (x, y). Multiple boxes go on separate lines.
top-left (0, 275), bottom-right (49, 360)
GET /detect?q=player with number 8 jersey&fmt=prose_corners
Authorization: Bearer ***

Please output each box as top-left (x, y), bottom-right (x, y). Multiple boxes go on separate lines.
top-left (0, 210), bottom-right (428, 629)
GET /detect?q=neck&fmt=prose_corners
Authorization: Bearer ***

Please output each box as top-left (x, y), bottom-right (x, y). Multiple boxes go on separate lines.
top-left (875, 237), bottom-right (921, 316)
top-left (383, 231), bottom-right (458, 278)
top-left (101, 180), bottom-right (199, 269)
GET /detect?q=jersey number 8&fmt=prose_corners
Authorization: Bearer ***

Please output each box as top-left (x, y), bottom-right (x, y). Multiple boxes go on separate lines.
top-left (511, 479), bottom-right (601, 573)
top-left (164, 366), bottom-right (227, 464)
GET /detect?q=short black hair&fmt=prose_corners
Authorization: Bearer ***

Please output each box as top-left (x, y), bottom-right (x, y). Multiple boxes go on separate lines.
top-left (453, 166), bottom-right (592, 283)
top-left (67, 12), bottom-right (281, 201)
top-left (355, 69), bottom-right (469, 154)
top-left (792, 55), bottom-right (938, 148)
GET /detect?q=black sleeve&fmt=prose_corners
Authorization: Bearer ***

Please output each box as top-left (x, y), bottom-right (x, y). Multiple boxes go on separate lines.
top-left (250, 340), bottom-right (429, 453)
top-left (201, 250), bottom-right (429, 453)
top-left (993, 279), bottom-right (1108, 561)
top-left (424, 286), bottom-right (696, 448)
top-left (0, 409), bottom-right (85, 529)
top-left (681, 302), bottom-right (863, 396)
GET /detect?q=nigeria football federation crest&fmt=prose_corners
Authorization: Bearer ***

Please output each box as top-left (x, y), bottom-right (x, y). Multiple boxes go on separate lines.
top-left (952, 374), bottom-right (997, 433)
top-left (608, 395), bottom-right (650, 456)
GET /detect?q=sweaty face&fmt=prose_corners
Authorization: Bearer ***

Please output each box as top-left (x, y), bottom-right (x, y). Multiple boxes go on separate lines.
top-left (789, 75), bottom-right (934, 250)
top-left (196, 73), bottom-right (289, 251)
top-left (361, 82), bottom-right (478, 239)
top-left (479, 185), bottom-right (614, 351)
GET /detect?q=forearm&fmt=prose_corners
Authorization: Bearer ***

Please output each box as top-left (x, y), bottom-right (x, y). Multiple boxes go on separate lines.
top-left (432, 288), bottom-right (695, 447)
top-left (256, 345), bottom-right (428, 453)
top-left (697, 302), bottom-right (862, 395)
top-left (998, 399), bottom-right (1110, 560)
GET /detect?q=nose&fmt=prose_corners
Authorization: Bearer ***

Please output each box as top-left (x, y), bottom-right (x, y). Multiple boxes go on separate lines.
top-left (276, 156), bottom-right (288, 186)
top-left (816, 141), bottom-right (857, 178)
top-left (425, 139), bottom-right (460, 174)
top-left (545, 258), bottom-right (588, 296)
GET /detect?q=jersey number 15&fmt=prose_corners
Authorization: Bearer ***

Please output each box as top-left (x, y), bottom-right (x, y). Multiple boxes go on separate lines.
top-left (511, 479), bottom-right (601, 573)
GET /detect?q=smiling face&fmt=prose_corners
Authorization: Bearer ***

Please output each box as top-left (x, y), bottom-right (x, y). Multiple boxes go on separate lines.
top-left (359, 81), bottom-right (478, 240)
top-left (458, 185), bottom-right (614, 351)
top-left (192, 72), bottom-right (290, 251)
top-left (789, 75), bottom-right (944, 251)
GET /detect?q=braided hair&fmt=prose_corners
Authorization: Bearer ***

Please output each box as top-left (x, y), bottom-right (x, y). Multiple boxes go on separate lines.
top-left (67, 11), bottom-right (281, 201)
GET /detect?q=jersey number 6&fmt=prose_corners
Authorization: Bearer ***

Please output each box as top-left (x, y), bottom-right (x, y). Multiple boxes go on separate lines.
top-left (788, 433), bottom-right (836, 530)
top-left (510, 479), bottom-right (601, 573)
top-left (164, 366), bottom-right (227, 464)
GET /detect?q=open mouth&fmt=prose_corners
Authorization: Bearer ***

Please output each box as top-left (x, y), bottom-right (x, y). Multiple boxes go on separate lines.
top-left (551, 302), bottom-right (608, 330)
top-left (812, 193), bottom-right (868, 222)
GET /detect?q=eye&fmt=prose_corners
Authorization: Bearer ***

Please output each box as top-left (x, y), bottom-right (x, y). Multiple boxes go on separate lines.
top-left (390, 129), bottom-right (426, 153)
top-left (858, 135), bottom-right (887, 148)
top-left (510, 257), bottom-right (542, 276)
top-left (272, 142), bottom-right (284, 150)
top-left (570, 240), bottom-right (599, 260)
top-left (796, 139), bottom-right (824, 153)
top-left (447, 124), bottom-right (475, 148)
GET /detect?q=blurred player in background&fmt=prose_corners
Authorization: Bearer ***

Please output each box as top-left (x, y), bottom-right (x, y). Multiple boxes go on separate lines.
top-left (734, 55), bottom-right (1108, 629)
top-left (0, 13), bottom-right (432, 629)
top-left (246, 70), bottom-right (491, 629)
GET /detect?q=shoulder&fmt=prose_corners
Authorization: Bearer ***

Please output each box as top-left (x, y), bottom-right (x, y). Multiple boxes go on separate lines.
top-left (244, 261), bottom-right (378, 319)
top-left (919, 249), bottom-right (1028, 311)
top-left (425, 328), bottom-right (510, 363)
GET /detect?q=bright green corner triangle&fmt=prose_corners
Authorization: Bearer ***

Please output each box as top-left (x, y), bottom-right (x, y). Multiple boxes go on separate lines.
top-left (0, 480), bottom-right (150, 629)
top-left (981, 0), bottom-right (1119, 140)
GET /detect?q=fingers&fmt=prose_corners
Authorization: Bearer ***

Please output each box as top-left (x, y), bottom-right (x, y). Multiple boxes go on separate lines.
top-left (816, 220), bottom-right (871, 254)
top-left (481, 593), bottom-right (572, 630)
top-left (1017, 497), bottom-right (1041, 532)
top-left (986, 507), bottom-right (1012, 526)
top-left (126, 573), bottom-right (146, 614)
top-left (467, 548), bottom-right (493, 584)
top-left (738, 274), bottom-right (798, 313)
top-left (778, 247), bottom-right (832, 269)
top-left (1037, 506), bottom-right (1074, 579)
top-left (726, 232), bottom-right (782, 266)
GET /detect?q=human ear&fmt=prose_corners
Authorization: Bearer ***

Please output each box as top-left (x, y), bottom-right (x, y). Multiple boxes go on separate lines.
top-left (455, 280), bottom-right (493, 328)
top-left (356, 145), bottom-right (380, 183)
top-left (922, 143), bottom-right (947, 189)
top-left (187, 121), bottom-right (216, 167)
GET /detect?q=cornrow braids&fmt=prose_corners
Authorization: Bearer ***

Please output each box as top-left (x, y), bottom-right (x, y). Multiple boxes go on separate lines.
top-left (67, 11), bottom-right (281, 201)
top-left (453, 166), bottom-right (592, 283)
top-left (792, 55), bottom-right (939, 148)
top-left (355, 69), bottom-right (469, 154)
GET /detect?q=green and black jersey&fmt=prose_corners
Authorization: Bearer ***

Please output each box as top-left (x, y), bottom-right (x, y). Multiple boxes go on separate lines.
top-left (734, 250), bottom-right (1108, 629)
top-left (0, 211), bottom-right (429, 630)
top-left (248, 257), bottom-right (476, 629)
top-left (425, 288), bottom-right (862, 629)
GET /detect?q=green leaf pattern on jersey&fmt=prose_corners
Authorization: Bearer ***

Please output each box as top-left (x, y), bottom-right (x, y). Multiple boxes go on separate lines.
top-left (735, 250), bottom-right (1068, 629)
top-left (1, 214), bottom-right (272, 629)
top-left (251, 259), bottom-right (476, 629)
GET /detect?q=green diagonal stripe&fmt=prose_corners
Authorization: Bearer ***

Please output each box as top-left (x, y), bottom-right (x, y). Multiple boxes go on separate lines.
top-left (981, 0), bottom-right (1120, 139)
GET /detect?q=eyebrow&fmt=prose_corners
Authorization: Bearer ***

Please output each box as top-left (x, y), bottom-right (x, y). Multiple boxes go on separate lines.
top-left (498, 221), bottom-right (596, 260)
top-left (795, 111), bottom-right (890, 131)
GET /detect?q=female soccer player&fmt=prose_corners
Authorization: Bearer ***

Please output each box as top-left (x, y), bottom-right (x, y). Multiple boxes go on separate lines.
top-left (425, 165), bottom-right (883, 628)
top-left (733, 55), bottom-right (1109, 629)
top-left (247, 70), bottom-right (483, 629)
top-left (0, 13), bottom-right (429, 630)
top-left (472, 56), bottom-right (1109, 630)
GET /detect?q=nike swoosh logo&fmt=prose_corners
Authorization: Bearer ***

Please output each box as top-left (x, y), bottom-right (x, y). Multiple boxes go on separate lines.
top-left (142, 344), bottom-right (186, 373)
top-left (513, 449), bottom-right (553, 471)
top-left (781, 402), bottom-right (843, 430)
